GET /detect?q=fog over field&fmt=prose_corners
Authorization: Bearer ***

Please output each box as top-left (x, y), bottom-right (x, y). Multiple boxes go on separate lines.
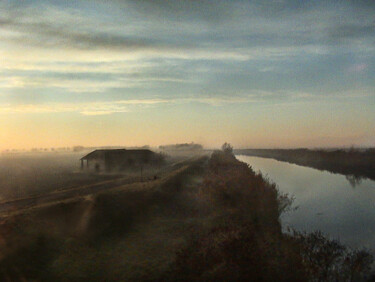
top-left (0, 151), bottom-right (124, 201)
top-left (1, 0), bottom-right (375, 281)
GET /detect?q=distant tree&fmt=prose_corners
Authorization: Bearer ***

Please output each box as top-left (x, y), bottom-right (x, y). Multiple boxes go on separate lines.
top-left (221, 142), bottom-right (233, 155)
top-left (159, 143), bottom-right (203, 151)
top-left (73, 146), bottom-right (85, 152)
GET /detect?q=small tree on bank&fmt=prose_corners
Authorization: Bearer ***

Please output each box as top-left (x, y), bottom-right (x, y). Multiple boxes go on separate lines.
top-left (221, 142), bottom-right (234, 155)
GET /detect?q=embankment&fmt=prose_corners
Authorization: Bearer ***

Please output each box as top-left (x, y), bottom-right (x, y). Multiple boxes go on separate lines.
top-left (236, 148), bottom-right (375, 181)
top-left (0, 153), bottom-right (372, 281)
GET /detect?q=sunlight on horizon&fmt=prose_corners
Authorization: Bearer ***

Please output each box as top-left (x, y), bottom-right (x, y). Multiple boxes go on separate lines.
top-left (1, 0), bottom-right (374, 150)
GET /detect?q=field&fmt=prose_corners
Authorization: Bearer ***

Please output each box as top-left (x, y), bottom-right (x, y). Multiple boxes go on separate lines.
top-left (0, 151), bottom-right (186, 203)
top-left (0, 152), bottom-right (112, 201)
top-left (0, 150), bottom-right (373, 281)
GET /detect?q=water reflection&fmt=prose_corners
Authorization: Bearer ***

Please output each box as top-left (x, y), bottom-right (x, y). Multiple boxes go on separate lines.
top-left (237, 155), bottom-right (375, 251)
top-left (345, 174), bottom-right (363, 188)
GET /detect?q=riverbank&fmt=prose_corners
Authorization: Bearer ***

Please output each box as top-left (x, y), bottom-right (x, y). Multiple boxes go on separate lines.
top-left (237, 154), bottom-right (375, 255)
top-left (0, 151), bottom-right (372, 281)
top-left (236, 148), bottom-right (375, 182)
top-left (165, 151), bottom-right (374, 281)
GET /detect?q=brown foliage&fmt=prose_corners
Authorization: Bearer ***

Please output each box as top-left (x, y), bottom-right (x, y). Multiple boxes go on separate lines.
top-left (166, 150), bottom-right (373, 281)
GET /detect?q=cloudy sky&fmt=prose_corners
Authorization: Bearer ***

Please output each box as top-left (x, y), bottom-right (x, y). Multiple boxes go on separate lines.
top-left (1, 0), bottom-right (374, 150)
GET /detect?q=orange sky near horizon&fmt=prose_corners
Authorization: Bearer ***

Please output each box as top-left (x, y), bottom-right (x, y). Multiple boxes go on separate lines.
top-left (1, 0), bottom-right (374, 151)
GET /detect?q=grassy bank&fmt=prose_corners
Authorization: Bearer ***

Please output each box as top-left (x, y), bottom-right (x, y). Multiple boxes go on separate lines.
top-left (164, 151), bottom-right (373, 281)
top-left (0, 152), bottom-right (372, 281)
top-left (236, 148), bottom-right (375, 182)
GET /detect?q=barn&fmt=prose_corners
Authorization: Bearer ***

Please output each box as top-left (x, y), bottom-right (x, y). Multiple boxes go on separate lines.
top-left (80, 149), bottom-right (164, 172)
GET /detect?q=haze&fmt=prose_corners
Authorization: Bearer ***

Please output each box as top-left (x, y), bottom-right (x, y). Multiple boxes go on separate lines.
top-left (1, 0), bottom-right (374, 150)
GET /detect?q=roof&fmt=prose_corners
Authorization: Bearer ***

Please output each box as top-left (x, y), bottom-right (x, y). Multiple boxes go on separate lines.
top-left (80, 149), bottom-right (155, 160)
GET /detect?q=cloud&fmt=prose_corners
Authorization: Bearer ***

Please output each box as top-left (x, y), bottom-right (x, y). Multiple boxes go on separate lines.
top-left (0, 95), bottom-right (261, 115)
top-left (117, 0), bottom-right (236, 23)
top-left (0, 0), bottom-right (374, 114)
top-left (1, 0), bottom-right (374, 58)
top-left (2, 88), bottom-right (370, 116)
top-left (0, 99), bottom-right (169, 115)
top-left (325, 22), bottom-right (375, 46)
top-left (0, 17), bottom-right (168, 51)
top-left (0, 62), bottom-right (196, 93)
top-left (347, 63), bottom-right (368, 73)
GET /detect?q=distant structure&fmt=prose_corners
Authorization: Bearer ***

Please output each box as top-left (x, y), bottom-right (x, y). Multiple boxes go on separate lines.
top-left (159, 142), bottom-right (203, 151)
top-left (80, 149), bottom-right (164, 172)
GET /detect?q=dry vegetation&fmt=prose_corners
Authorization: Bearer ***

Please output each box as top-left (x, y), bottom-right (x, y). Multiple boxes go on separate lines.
top-left (0, 152), bottom-right (123, 201)
top-left (236, 148), bottom-right (375, 182)
top-left (0, 150), bottom-right (373, 281)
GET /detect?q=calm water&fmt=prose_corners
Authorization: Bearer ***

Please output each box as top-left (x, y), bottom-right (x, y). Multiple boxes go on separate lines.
top-left (237, 155), bottom-right (375, 251)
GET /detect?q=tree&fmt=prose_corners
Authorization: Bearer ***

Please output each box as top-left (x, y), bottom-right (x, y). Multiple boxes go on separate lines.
top-left (221, 142), bottom-right (233, 155)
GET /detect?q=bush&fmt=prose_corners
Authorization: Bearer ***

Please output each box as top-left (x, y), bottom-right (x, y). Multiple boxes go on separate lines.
top-left (165, 151), bottom-right (373, 281)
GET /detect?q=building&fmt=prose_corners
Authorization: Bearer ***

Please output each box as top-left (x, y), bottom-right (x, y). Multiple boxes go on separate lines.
top-left (80, 149), bottom-right (164, 172)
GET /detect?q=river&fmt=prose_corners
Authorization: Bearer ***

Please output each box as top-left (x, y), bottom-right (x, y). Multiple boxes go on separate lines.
top-left (237, 155), bottom-right (375, 251)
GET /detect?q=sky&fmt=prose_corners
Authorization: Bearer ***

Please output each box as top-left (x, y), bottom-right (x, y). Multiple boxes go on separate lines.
top-left (0, 0), bottom-right (374, 150)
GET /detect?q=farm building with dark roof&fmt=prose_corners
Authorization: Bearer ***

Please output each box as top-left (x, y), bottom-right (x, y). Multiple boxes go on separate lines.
top-left (80, 149), bottom-right (164, 172)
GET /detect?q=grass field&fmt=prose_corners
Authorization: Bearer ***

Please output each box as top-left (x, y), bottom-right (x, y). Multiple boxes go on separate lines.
top-left (0, 152), bottom-right (122, 201)
top-left (0, 151), bottom-right (191, 203)
top-left (0, 151), bottom-right (372, 281)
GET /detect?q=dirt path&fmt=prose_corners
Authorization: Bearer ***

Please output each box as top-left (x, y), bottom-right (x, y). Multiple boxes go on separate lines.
top-left (0, 175), bottom-right (154, 215)
top-left (0, 158), bottom-right (200, 216)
